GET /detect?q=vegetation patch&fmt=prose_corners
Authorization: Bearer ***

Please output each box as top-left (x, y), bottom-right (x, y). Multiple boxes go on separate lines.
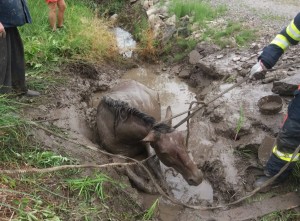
top-left (21, 0), bottom-right (118, 71)
top-left (169, 0), bottom-right (226, 24)
top-left (202, 21), bottom-right (257, 48)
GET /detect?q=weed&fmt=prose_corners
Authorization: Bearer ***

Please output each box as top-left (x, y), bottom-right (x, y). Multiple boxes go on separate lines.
top-left (291, 161), bottom-right (300, 184)
top-left (162, 37), bottom-right (197, 62)
top-left (260, 13), bottom-right (284, 21)
top-left (66, 173), bottom-right (125, 201)
top-left (12, 199), bottom-right (60, 221)
top-left (143, 198), bottom-right (159, 220)
top-left (202, 21), bottom-right (257, 48)
top-left (234, 105), bottom-right (244, 141)
top-left (23, 151), bottom-right (74, 168)
top-left (21, 0), bottom-right (117, 73)
top-left (169, 0), bottom-right (226, 24)
top-left (260, 210), bottom-right (300, 221)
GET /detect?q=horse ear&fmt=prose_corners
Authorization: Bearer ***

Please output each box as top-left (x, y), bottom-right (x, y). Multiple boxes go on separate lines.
top-left (164, 106), bottom-right (172, 127)
top-left (142, 130), bottom-right (157, 142)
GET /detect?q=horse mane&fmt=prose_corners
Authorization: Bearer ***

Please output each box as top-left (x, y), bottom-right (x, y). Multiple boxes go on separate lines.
top-left (102, 96), bottom-right (174, 135)
top-left (102, 96), bottom-right (155, 135)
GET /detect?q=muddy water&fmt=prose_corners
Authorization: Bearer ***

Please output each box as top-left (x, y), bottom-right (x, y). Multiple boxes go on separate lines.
top-left (122, 65), bottom-right (197, 131)
top-left (122, 65), bottom-right (214, 219)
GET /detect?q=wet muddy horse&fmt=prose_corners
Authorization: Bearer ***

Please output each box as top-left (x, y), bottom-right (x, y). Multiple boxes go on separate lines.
top-left (96, 80), bottom-right (203, 186)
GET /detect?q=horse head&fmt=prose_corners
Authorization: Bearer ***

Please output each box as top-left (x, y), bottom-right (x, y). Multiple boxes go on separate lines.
top-left (142, 106), bottom-right (203, 186)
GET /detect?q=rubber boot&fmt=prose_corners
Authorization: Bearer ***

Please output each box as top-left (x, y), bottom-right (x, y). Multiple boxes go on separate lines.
top-left (254, 153), bottom-right (295, 190)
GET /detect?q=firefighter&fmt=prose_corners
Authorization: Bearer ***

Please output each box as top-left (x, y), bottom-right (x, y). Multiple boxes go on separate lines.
top-left (250, 12), bottom-right (300, 187)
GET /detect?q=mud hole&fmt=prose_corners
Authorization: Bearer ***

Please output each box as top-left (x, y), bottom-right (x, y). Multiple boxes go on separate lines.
top-left (23, 32), bottom-right (300, 220)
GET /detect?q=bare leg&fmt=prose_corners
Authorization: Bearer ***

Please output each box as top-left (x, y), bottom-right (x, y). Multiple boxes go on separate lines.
top-left (48, 2), bottom-right (57, 31)
top-left (57, 0), bottom-right (66, 28)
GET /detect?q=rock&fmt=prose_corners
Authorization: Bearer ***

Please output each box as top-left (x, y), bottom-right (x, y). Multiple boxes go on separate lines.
top-left (196, 42), bottom-right (220, 56)
top-left (177, 27), bottom-right (190, 37)
top-left (143, 0), bottom-right (151, 10)
top-left (38, 105), bottom-right (47, 112)
top-left (232, 56), bottom-right (241, 62)
top-left (272, 73), bottom-right (300, 95)
top-left (95, 82), bottom-right (109, 92)
top-left (165, 15), bottom-right (176, 26)
top-left (217, 54), bottom-right (224, 59)
top-left (239, 69), bottom-right (249, 77)
top-left (188, 50), bottom-right (203, 65)
top-left (262, 76), bottom-right (277, 84)
top-left (109, 14), bottom-right (118, 24)
top-left (250, 43), bottom-right (259, 50)
top-left (195, 60), bottom-right (220, 79)
top-left (178, 69), bottom-right (191, 79)
top-left (161, 24), bottom-right (176, 44)
top-left (146, 7), bottom-right (158, 17)
top-left (210, 108), bottom-right (225, 123)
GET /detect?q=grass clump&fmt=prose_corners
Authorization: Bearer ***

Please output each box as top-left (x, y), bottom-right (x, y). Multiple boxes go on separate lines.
top-left (234, 105), bottom-right (244, 141)
top-left (168, 0), bottom-right (255, 49)
top-left (260, 210), bottom-right (300, 221)
top-left (20, 0), bottom-right (117, 71)
top-left (202, 21), bottom-right (257, 48)
top-left (0, 96), bottom-right (31, 157)
top-left (143, 198), bottom-right (159, 220)
top-left (169, 0), bottom-right (226, 24)
top-left (66, 173), bottom-right (125, 202)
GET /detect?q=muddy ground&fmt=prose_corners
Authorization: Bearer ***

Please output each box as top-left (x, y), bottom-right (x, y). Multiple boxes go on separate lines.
top-left (22, 0), bottom-right (300, 220)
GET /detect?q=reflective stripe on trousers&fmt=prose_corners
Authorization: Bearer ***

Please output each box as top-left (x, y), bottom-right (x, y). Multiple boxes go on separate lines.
top-left (272, 145), bottom-right (300, 162)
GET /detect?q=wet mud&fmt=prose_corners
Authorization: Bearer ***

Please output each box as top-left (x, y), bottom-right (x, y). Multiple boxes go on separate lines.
top-left (26, 47), bottom-right (299, 220)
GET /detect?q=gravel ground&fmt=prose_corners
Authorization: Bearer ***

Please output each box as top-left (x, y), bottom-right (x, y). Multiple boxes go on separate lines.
top-left (208, 0), bottom-right (300, 36)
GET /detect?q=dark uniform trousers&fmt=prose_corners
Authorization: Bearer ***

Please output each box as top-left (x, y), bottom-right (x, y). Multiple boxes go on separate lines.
top-left (0, 27), bottom-right (27, 93)
top-left (265, 88), bottom-right (300, 180)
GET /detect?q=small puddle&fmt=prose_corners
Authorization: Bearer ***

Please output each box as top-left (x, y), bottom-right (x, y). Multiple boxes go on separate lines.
top-left (163, 164), bottom-right (213, 203)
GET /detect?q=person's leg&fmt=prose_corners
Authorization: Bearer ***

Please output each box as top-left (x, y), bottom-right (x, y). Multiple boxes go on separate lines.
top-left (0, 28), bottom-right (12, 93)
top-left (57, 0), bottom-right (66, 28)
top-left (255, 93), bottom-right (300, 187)
top-left (10, 28), bottom-right (27, 93)
top-left (48, 2), bottom-right (58, 31)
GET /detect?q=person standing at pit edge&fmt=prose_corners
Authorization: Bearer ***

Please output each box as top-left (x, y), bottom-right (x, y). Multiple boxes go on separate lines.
top-left (46, 0), bottom-right (67, 32)
top-left (250, 12), bottom-right (300, 188)
top-left (0, 0), bottom-right (40, 96)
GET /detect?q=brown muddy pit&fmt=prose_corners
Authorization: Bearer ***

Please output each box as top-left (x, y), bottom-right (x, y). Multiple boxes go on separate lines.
top-left (122, 65), bottom-right (197, 131)
top-left (121, 65), bottom-right (214, 211)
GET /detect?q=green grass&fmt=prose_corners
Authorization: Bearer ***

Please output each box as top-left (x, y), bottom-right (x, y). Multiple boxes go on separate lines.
top-left (260, 210), bottom-right (300, 221)
top-left (0, 95), bottom-right (32, 159)
top-left (20, 0), bottom-right (117, 71)
top-left (143, 198), bottom-right (159, 220)
top-left (169, 0), bottom-right (226, 24)
top-left (23, 151), bottom-right (75, 168)
top-left (202, 21), bottom-right (257, 48)
top-left (234, 105), bottom-right (244, 140)
top-left (66, 173), bottom-right (126, 202)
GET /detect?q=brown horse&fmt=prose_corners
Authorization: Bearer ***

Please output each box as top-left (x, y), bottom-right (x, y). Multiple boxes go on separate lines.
top-left (96, 80), bottom-right (202, 186)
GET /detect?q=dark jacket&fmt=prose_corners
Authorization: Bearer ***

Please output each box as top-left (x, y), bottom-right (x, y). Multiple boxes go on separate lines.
top-left (257, 13), bottom-right (300, 153)
top-left (0, 0), bottom-right (32, 28)
top-left (259, 12), bottom-right (300, 69)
